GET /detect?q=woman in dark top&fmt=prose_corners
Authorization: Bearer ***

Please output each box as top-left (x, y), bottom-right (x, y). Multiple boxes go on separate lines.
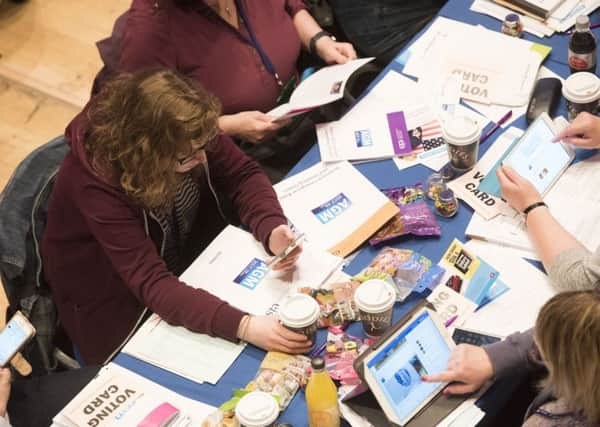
top-left (92, 0), bottom-right (357, 180)
top-left (42, 69), bottom-right (311, 365)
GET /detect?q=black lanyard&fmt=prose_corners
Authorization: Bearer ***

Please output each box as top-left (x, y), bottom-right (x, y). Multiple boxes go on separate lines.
top-left (233, 0), bottom-right (283, 87)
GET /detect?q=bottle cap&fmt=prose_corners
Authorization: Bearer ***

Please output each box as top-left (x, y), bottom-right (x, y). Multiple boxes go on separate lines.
top-left (563, 72), bottom-right (600, 103)
top-left (279, 294), bottom-right (320, 328)
top-left (235, 391), bottom-right (279, 427)
top-left (575, 15), bottom-right (590, 31)
top-left (311, 357), bottom-right (325, 370)
top-left (442, 115), bottom-right (480, 146)
top-left (505, 13), bottom-right (520, 23)
top-left (354, 279), bottom-right (396, 314)
top-left (439, 188), bottom-right (456, 201)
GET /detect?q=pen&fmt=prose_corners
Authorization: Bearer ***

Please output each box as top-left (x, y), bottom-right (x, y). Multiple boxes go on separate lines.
top-left (480, 110), bottom-right (513, 145)
top-left (567, 22), bottom-right (600, 35)
top-left (444, 315), bottom-right (458, 328)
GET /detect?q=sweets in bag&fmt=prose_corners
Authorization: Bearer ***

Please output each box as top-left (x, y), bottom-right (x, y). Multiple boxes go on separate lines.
top-left (298, 281), bottom-right (361, 328)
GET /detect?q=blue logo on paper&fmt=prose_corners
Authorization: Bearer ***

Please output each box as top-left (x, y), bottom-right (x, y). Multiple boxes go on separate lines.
top-left (233, 258), bottom-right (269, 290)
top-left (354, 129), bottom-right (373, 147)
top-left (311, 193), bottom-right (352, 224)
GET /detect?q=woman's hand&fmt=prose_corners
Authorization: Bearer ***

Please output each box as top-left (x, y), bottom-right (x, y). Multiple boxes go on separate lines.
top-left (496, 165), bottom-right (543, 212)
top-left (554, 112), bottom-right (600, 149)
top-left (243, 315), bottom-right (313, 354)
top-left (268, 224), bottom-right (302, 271)
top-left (0, 368), bottom-right (11, 417)
top-left (315, 36), bottom-right (357, 64)
top-left (422, 344), bottom-right (494, 395)
top-left (218, 111), bottom-right (284, 143)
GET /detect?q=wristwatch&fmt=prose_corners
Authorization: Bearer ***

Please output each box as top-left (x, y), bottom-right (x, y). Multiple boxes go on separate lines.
top-left (309, 30), bottom-right (336, 56)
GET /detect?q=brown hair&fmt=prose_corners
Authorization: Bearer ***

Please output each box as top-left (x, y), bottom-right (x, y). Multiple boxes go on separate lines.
top-left (535, 290), bottom-right (600, 423)
top-left (85, 69), bottom-right (220, 209)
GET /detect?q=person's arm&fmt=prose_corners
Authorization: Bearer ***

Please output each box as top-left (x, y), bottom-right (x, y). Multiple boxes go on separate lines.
top-left (496, 166), bottom-right (599, 290)
top-left (292, 9), bottom-right (357, 64)
top-left (0, 368), bottom-right (10, 427)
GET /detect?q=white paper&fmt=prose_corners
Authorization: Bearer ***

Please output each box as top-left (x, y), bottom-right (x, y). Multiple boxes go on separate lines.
top-left (462, 240), bottom-right (557, 336)
top-left (124, 314), bottom-right (246, 385)
top-left (53, 363), bottom-right (216, 427)
top-left (275, 161), bottom-right (398, 257)
top-left (267, 58), bottom-right (374, 120)
top-left (471, 0), bottom-right (553, 37)
top-left (427, 285), bottom-right (478, 333)
top-left (436, 389), bottom-right (488, 427)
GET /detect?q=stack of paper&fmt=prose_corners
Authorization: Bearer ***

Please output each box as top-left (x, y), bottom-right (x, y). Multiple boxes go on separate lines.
top-left (53, 363), bottom-right (215, 427)
top-left (275, 161), bottom-right (399, 257)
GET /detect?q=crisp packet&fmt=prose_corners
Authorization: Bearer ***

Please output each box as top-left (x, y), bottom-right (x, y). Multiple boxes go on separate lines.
top-left (324, 327), bottom-right (376, 386)
top-left (354, 247), bottom-right (445, 300)
top-left (209, 351), bottom-right (311, 427)
top-left (370, 185), bottom-right (441, 246)
top-left (298, 281), bottom-right (361, 328)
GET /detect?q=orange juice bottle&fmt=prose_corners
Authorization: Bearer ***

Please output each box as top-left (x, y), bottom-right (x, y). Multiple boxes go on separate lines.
top-left (306, 357), bottom-right (340, 427)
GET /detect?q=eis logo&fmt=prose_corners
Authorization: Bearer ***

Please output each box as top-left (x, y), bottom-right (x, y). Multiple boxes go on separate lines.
top-left (233, 258), bottom-right (269, 290)
top-left (311, 193), bottom-right (352, 224)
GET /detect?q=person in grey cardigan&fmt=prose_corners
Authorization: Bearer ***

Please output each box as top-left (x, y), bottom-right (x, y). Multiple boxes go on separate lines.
top-left (422, 112), bottom-right (600, 426)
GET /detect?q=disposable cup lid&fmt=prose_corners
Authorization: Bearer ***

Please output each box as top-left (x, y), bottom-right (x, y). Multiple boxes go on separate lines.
top-left (442, 115), bottom-right (480, 146)
top-left (563, 72), bottom-right (600, 104)
top-left (354, 279), bottom-right (396, 313)
top-left (279, 294), bottom-right (320, 328)
top-left (235, 392), bottom-right (279, 427)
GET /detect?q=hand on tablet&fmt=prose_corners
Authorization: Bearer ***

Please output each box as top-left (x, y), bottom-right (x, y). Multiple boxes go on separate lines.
top-left (496, 166), bottom-right (543, 213)
top-left (268, 225), bottom-right (303, 271)
top-left (553, 112), bottom-right (600, 149)
top-left (422, 344), bottom-right (493, 395)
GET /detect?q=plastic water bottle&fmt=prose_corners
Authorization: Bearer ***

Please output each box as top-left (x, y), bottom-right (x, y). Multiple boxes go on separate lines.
top-left (569, 15), bottom-right (597, 74)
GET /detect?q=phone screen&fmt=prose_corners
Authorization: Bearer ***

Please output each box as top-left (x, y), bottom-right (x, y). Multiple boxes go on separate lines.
top-left (0, 315), bottom-right (33, 366)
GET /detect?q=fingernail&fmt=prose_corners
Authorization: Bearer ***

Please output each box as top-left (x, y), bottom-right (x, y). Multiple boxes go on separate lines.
top-left (421, 376), bottom-right (426, 381)
top-left (443, 389), bottom-right (450, 396)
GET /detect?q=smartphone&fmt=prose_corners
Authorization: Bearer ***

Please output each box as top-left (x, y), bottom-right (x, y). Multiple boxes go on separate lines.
top-left (0, 311), bottom-right (36, 367)
top-left (267, 233), bottom-right (305, 267)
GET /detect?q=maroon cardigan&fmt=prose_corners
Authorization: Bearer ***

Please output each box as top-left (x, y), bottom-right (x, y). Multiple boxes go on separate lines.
top-left (42, 112), bottom-right (287, 364)
top-left (95, 0), bottom-right (307, 114)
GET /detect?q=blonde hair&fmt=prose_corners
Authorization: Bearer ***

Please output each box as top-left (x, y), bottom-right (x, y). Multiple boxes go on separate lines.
top-left (85, 69), bottom-right (220, 209)
top-left (535, 290), bottom-right (600, 423)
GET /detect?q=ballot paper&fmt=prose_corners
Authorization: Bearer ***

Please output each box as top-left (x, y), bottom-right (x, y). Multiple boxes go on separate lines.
top-left (53, 363), bottom-right (215, 427)
top-left (267, 57), bottom-right (374, 121)
top-left (274, 161), bottom-right (399, 257)
top-left (401, 17), bottom-right (551, 107)
top-left (447, 127), bottom-right (521, 220)
top-left (466, 153), bottom-right (600, 258)
top-left (461, 240), bottom-right (557, 336)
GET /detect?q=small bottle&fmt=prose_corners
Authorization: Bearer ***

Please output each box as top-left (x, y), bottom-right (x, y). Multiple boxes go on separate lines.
top-left (434, 188), bottom-right (459, 218)
top-left (306, 357), bottom-right (340, 427)
top-left (569, 15), bottom-right (597, 74)
top-left (425, 173), bottom-right (446, 200)
top-left (501, 13), bottom-right (523, 37)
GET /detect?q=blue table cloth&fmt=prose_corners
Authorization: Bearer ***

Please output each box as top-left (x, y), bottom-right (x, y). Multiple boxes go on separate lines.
top-left (114, 2), bottom-right (582, 424)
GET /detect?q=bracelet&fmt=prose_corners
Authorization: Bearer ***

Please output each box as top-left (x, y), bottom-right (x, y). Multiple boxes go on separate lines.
top-left (523, 201), bottom-right (547, 217)
top-left (309, 30), bottom-right (335, 56)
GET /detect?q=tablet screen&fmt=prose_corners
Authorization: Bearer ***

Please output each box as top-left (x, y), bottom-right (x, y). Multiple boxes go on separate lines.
top-left (366, 311), bottom-right (451, 424)
top-left (504, 118), bottom-right (572, 196)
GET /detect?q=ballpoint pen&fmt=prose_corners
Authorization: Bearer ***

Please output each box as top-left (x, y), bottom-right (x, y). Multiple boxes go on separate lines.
top-left (444, 314), bottom-right (459, 328)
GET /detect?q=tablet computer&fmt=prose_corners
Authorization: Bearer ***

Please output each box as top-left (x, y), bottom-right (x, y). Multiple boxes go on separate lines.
top-left (502, 113), bottom-right (575, 197)
top-left (357, 307), bottom-right (455, 426)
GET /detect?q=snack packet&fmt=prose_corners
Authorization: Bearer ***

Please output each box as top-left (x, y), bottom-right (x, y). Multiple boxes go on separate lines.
top-left (370, 185), bottom-right (441, 246)
top-left (354, 247), bottom-right (445, 300)
top-left (324, 327), bottom-right (376, 386)
top-left (298, 281), bottom-right (361, 327)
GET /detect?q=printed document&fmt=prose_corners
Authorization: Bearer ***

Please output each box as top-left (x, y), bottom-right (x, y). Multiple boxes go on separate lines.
top-left (268, 58), bottom-right (374, 121)
top-left (53, 363), bottom-right (215, 427)
top-left (274, 161), bottom-right (399, 257)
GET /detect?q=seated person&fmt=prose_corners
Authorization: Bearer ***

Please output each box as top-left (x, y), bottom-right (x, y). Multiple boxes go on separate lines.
top-left (92, 0), bottom-right (357, 181)
top-left (424, 290), bottom-right (600, 426)
top-left (41, 69), bottom-right (312, 365)
top-left (330, 0), bottom-right (446, 65)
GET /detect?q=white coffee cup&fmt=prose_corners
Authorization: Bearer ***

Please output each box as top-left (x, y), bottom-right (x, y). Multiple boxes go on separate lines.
top-left (354, 279), bottom-right (396, 337)
top-left (562, 72), bottom-right (600, 121)
top-left (235, 391), bottom-right (279, 427)
top-left (279, 294), bottom-right (320, 344)
top-left (442, 115), bottom-right (481, 172)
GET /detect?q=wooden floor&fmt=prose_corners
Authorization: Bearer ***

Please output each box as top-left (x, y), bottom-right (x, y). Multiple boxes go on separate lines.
top-left (0, 0), bottom-right (129, 190)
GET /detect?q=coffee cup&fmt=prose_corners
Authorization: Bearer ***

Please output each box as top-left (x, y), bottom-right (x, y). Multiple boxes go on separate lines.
top-left (442, 115), bottom-right (481, 172)
top-left (562, 72), bottom-right (600, 121)
top-left (279, 294), bottom-right (320, 345)
top-left (354, 279), bottom-right (396, 337)
top-left (235, 391), bottom-right (279, 427)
